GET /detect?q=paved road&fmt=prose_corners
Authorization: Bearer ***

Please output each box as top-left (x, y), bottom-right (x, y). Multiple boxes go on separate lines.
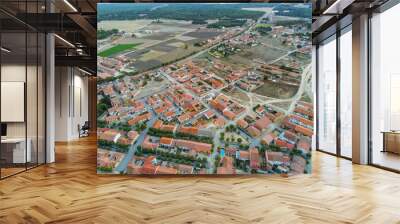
top-left (115, 101), bottom-right (158, 173)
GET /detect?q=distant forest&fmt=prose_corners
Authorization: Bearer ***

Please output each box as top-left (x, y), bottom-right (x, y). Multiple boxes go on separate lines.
top-left (97, 29), bottom-right (119, 40)
top-left (273, 4), bottom-right (311, 18)
top-left (98, 3), bottom-right (311, 22)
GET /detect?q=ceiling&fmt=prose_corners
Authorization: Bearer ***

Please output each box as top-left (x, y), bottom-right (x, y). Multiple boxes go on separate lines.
top-left (312, 0), bottom-right (391, 43)
top-left (0, 0), bottom-right (98, 74)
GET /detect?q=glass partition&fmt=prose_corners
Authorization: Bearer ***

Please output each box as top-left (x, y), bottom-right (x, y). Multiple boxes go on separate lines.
top-left (0, 1), bottom-right (46, 179)
top-left (370, 3), bottom-right (400, 171)
top-left (317, 35), bottom-right (337, 154)
top-left (0, 31), bottom-right (28, 177)
top-left (339, 26), bottom-right (352, 158)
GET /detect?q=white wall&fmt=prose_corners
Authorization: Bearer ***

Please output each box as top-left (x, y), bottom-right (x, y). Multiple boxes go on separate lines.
top-left (1, 63), bottom-right (46, 164)
top-left (1, 65), bottom-right (26, 138)
top-left (54, 67), bottom-right (89, 141)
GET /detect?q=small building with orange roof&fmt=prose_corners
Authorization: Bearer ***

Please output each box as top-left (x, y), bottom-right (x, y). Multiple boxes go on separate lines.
top-left (249, 148), bottom-right (260, 169)
top-left (217, 156), bottom-right (235, 174)
top-left (214, 116), bottom-right (226, 128)
top-left (236, 119), bottom-right (249, 129)
top-left (152, 120), bottom-right (163, 129)
top-left (159, 137), bottom-right (174, 148)
top-left (223, 109), bottom-right (236, 120)
top-left (247, 125), bottom-right (261, 137)
top-left (255, 116), bottom-right (272, 131)
top-left (155, 166), bottom-right (178, 174)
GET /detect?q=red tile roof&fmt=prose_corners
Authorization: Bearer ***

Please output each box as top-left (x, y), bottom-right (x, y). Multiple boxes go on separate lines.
top-left (141, 156), bottom-right (157, 174)
top-left (155, 166), bottom-right (178, 174)
top-left (214, 116), bottom-right (226, 128)
top-left (262, 133), bottom-right (276, 145)
top-left (266, 151), bottom-right (284, 162)
top-left (164, 110), bottom-right (176, 118)
top-left (128, 112), bottom-right (151, 126)
top-left (152, 120), bottom-right (163, 129)
top-left (174, 139), bottom-right (212, 154)
top-left (284, 131), bottom-right (298, 142)
top-left (247, 125), bottom-right (261, 137)
top-left (249, 148), bottom-right (260, 169)
top-left (99, 129), bottom-right (120, 142)
top-left (217, 156), bottom-right (235, 174)
top-left (295, 125), bottom-right (313, 137)
top-left (294, 106), bottom-right (313, 118)
top-left (118, 137), bottom-right (131, 145)
top-left (223, 109), bottom-right (236, 120)
top-left (160, 124), bottom-right (176, 132)
top-left (236, 119), bottom-right (249, 129)
top-left (275, 139), bottom-right (295, 150)
top-left (178, 113), bottom-right (191, 123)
top-left (297, 138), bottom-right (311, 152)
top-left (291, 114), bottom-right (313, 127)
top-left (238, 150), bottom-right (249, 160)
top-left (160, 137), bottom-right (174, 145)
top-left (255, 116), bottom-right (272, 131)
top-left (210, 99), bottom-right (226, 112)
top-left (178, 126), bottom-right (198, 135)
top-left (204, 110), bottom-right (215, 119)
top-left (211, 78), bottom-right (224, 89)
top-left (127, 130), bottom-right (139, 140)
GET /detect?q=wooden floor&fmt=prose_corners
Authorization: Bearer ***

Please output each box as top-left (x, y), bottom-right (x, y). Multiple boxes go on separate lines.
top-left (372, 150), bottom-right (400, 171)
top-left (1, 136), bottom-right (400, 224)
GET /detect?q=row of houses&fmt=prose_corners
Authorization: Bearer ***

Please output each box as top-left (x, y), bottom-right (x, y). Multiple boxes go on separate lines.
top-left (128, 156), bottom-right (200, 175)
top-left (98, 128), bottom-right (139, 146)
top-left (210, 94), bottom-right (245, 120)
top-left (282, 102), bottom-right (314, 137)
top-left (236, 115), bottom-right (272, 138)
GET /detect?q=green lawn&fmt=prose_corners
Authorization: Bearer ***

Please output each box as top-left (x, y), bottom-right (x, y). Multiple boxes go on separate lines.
top-left (98, 43), bottom-right (141, 57)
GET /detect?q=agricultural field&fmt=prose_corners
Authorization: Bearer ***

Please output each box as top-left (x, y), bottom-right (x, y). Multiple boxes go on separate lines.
top-left (99, 43), bottom-right (141, 57)
top-left (253, 81), bottom-right (299, 99)
top-left (98, 20), bottom-right (153, 32)
top-left (239, 45), bottom-right (288, 63)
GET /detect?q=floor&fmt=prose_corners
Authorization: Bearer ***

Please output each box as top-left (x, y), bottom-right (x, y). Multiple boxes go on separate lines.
top-left (0, 167), bottom-right (26, 178)
top-left (0, 136), bottom-right (400, 224)
top-left (372, 150), bottom-right (400, 171)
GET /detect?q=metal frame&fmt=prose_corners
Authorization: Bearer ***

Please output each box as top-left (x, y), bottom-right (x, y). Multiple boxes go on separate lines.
top-left (315, 22), bottom-right (353, 162)
top-left (336, 25), bottom-right (341, 157)
top-left (367, 0), bottom-right (400, 172)
top-left (316, 0), bottom-right (400, 171)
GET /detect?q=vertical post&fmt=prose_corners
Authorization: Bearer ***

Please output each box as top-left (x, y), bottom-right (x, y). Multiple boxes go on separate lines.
top-left (46, 33), bottom-right (55, 163)
top-left (0, 20), bottom-right (2, 179)
top-left (315, 44), bottom-right (319, 151)
top-left (352, 14), bottom-right (369, 164)
top-left (336, 28), bottom-right (341, 157)
top-left (25, 1), bottom-right (28, 170)
top-left (46, 0), bottom-right (55, 163)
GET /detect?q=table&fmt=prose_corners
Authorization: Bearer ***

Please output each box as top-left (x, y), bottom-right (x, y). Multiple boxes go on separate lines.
top-left (382, 131), bottom-right (400, 154)
top-left (1, 138), bottom-right (31, 164)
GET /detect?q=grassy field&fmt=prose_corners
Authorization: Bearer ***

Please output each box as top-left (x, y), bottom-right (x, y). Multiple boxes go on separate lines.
top-left (99, 43), bottom-right (141, 57)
